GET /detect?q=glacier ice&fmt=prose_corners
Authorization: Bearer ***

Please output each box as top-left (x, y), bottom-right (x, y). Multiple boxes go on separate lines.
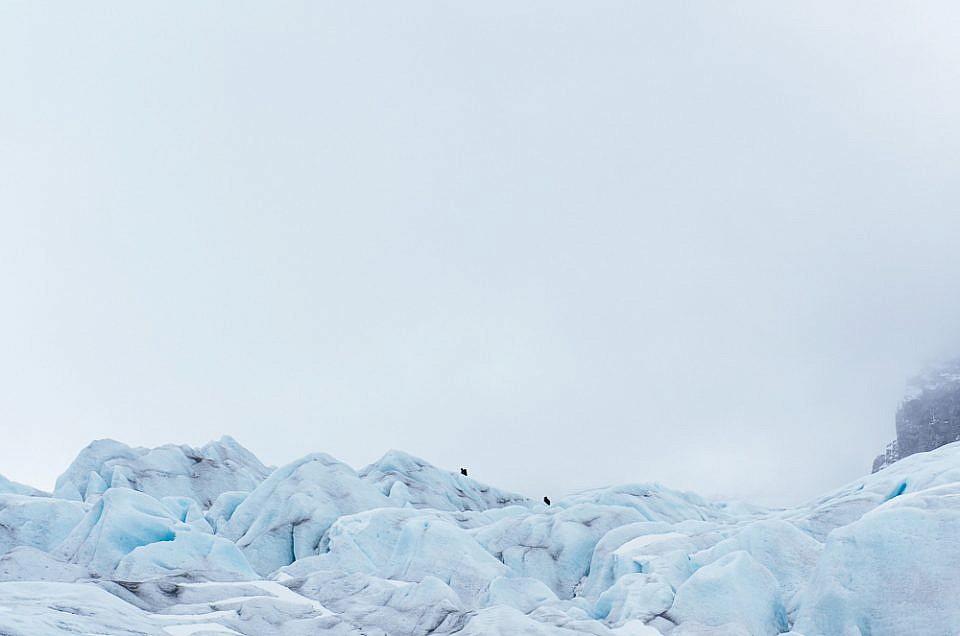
top-left (287, 570), bottom-right (468, 634)
top-left (0, 436), bottom-right (959, 634)
top-left (53, 487), bottom-right (255, 581)
top-left (54, 436), bottom-right (271, 506)
top-left (688, 519), bottom-right (821, 620)
top-left (668, 550), bottom-right (788, 635)
top-left (0, 472), bottom-right (48, 497)
top-left (360, 449), bottom-right (531, 511)
top-left (485, 575), bottom-right (559, 613)
top-left (0, 546), bottom-right (90, 583)
top-left (793, 481), bottom-right (960, 635)
top-left (280, 507), bottom-right (510, 606)
top-left (0, 494), bottom-right (86, 554)
top-left (113, 530), bottom-right (257, 582)
top-left (0, 581), bottom-right (171, 635)
top-left (473, 503), bottom-right (649, 599)
top-left (216, 452), bottom-right (393, 575)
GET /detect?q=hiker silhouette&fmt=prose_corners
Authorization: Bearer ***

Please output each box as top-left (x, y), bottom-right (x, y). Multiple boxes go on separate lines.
top-left (543, 496), bottom-right (551, 506)
top-left (460, 468), bottom-right (468, 476)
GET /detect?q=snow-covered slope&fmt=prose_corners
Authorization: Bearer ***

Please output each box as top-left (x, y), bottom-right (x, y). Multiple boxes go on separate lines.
top-left (1, 437), bottom-right (959, 635)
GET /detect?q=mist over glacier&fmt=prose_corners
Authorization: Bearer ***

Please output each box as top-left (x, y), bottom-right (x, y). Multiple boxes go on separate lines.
top-left (3, 1), bottom-right (960, 508)
top-left (0, 436), bottom-right (959, 634)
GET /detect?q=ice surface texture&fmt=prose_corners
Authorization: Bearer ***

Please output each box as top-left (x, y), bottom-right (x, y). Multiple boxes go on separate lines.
top-left (1, 437), bottom-right (960, 635)
top-left (54, 436), bottom-right (271, 506)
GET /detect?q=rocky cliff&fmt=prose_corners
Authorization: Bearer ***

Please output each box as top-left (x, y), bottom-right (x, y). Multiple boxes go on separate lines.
top-left (872, 359), bottom-right (960, 472)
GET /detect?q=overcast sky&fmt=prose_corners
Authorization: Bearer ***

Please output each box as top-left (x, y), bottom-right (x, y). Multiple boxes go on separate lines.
top-left (2, 2), bottom-right (959, 505)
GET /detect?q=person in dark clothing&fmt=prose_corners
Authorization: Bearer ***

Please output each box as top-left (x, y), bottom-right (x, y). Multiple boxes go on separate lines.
top-left (460, 467), bottom-right (468, 476)
top-left (543, 496), bottom-right (551, 506)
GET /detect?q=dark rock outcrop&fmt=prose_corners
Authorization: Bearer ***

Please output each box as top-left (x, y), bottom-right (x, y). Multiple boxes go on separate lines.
top-left (872, 360), bottom-right (960, 472)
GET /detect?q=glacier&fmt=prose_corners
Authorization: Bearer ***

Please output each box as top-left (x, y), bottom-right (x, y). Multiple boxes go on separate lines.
top-left (0, 437), bottom-right (959, 634)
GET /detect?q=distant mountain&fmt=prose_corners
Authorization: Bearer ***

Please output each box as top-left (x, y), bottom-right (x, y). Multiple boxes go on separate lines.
top-left (872, 358), bottom-right (960, 472)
